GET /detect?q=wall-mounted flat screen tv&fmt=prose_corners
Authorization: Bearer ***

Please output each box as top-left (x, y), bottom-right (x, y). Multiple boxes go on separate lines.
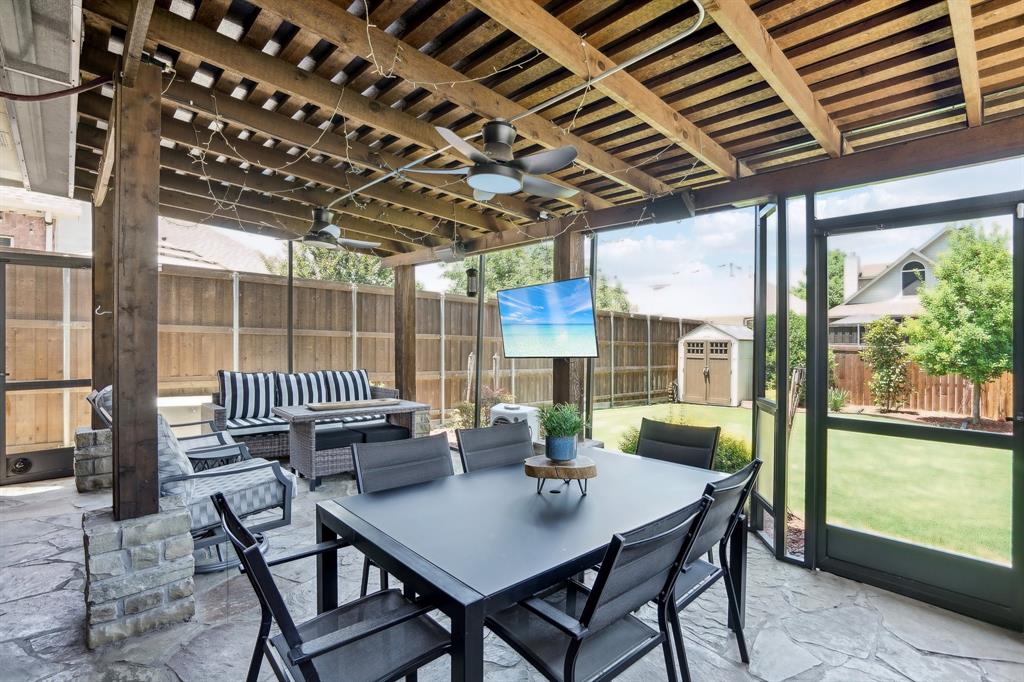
top-left (496, 277), bottom-right (598, 358)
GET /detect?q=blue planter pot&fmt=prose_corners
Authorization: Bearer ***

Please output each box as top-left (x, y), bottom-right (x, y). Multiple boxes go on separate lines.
top-left (545, 435), bottom-right (578, 462)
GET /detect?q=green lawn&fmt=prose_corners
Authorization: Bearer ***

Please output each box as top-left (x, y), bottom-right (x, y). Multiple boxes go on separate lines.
top-left (591, 403), bottom-right (1012, 565)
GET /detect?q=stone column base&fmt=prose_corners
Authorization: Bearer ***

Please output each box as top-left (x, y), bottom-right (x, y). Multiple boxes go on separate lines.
top-left (82, 496), bottom-right (196, 648)
top-left (74, 427), bottom-right (113, 492)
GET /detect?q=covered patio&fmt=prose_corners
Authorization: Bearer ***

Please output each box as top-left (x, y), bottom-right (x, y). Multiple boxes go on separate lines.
top-left (1, 0), bottom-right (1023, 680)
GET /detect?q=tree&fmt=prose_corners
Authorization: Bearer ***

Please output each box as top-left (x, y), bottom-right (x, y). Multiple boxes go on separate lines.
top-left (441, 242), bottom-right (632, 313)
top-left (860, 316), bottom-right (910, 412)
top-left (765, 312), bottom-right (835, 401)
top-left (264, 244), bottom-right (396, 286)
top-left (792, 249), bottom-right (846, 308)
top-left (903, 226), bottom-right (1012, 423)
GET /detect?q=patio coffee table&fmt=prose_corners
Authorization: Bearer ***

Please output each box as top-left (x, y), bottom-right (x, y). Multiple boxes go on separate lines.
top-left (315, 447), bottom-right (746, 681)
top-left (273, 399), bottom-right (429, 490)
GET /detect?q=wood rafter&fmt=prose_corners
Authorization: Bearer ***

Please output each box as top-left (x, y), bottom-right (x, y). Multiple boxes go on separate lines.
top-left (257, 0), bottom-right (678, 199)
top-left (466, 0), bottom-right (744, 180)
top-left (705, 0), bottom-right (851, 158)
top-left (946, 0), bottom-right (983, 126)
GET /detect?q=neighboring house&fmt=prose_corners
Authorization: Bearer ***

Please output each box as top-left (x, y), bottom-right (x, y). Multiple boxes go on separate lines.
top-left (158, 218), bottom-right (275, 274)
top-left (828, 227), bottom-right (953, 344)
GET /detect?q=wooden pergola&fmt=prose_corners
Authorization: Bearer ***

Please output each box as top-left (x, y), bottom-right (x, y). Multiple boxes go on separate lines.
top-left (75, 0), bottom-right (1024, 518)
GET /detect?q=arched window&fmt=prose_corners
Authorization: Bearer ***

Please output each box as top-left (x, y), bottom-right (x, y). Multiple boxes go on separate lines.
top-left (902, 260), bottom-right (925, 295)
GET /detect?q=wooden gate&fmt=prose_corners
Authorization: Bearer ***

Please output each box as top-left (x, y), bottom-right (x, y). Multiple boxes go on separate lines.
top-left (707, 340), bottom-right (732, 405)
top-left (683, 340), bottom-right (708, 403)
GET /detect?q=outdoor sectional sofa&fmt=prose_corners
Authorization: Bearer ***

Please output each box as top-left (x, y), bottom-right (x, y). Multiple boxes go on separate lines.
top-left (201, 368), bottom-right (407, 468)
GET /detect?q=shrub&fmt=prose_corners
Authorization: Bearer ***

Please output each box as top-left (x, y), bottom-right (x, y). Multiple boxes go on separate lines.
top-left (860, 315), bottom-right (910, 412)
top-left (539, 403), bottom-right (585, 438)
top-left (448, 385), bottom-right (514, 429)
top-left (827, 387), bottom-right (850, 412)
top-left (616, 413), bottom-right (752, 474)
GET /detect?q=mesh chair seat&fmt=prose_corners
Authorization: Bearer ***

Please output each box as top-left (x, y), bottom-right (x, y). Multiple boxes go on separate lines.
top-left (269, 589), bottom-right (450, 682)
top-left (487, 586), bottom-right (661, 682)
top-left (672, 558), bottom-right (722, 608)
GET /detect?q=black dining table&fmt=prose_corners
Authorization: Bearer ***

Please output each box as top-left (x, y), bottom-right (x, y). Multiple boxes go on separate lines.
top-left (315, 447), bottom-right (747, 681)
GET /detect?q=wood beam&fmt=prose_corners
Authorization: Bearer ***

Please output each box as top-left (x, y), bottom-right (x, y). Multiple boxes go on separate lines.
top-left (120, 0), bottom-right (155, 87)
top-left (705, 0), bottom-right (850, 158)
top-left (382, 116), bottom-right (1024, 266)
top-left (393, 264), bottom-right (417, 401)
top-left (551, 231), bottom-right (585, 415)
top-left (255, 0), bottom-right (678, 198)
top-left (83, 0), bottom-right (613, 211)
top-left (92, 95), bottom-right (117, 206)
top-left (947, 0), bottom-right (983, 126)
top-left (90, 198), bottom-right (114, 429)
top-left (111, 62), bottom-right (160, 520)
top-left (467, 0), bottom-right (744, 180)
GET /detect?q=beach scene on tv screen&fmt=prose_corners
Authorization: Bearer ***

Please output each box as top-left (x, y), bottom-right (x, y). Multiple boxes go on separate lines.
top-left (497, 278), bottom-right (598, 358)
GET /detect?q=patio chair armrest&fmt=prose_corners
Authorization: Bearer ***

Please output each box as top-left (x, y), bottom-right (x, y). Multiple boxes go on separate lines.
top-left (520, 596), bottom-right (587, 638)
top-left (370, 386), bottom-right (399, 400)
top-left (165, 459), bottom-right (279, 482)
top-left (185, 443), bottom-right (252, 469)
top-left (290, 596), bottom-right (437, 664)
top-left (201, 402), bottom-right (227, 432)
top-left (266, 539), bottom-right (350, 567)
top-left (170, 419), bottom-right (216, 429)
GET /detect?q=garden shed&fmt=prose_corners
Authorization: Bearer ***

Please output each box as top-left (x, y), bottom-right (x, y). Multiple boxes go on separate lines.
top-left (678, 324), bottom-right (753, 407)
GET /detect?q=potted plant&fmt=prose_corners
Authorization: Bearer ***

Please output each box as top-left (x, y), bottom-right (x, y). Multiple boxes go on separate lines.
top-left (539, 403), bottom-right (585, 462)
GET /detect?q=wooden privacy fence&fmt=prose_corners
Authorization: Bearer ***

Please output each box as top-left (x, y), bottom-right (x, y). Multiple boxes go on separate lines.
top-left (158, 265), bottom-right (697, 417)
top-left (832, 346), bottom-right (1013, 420)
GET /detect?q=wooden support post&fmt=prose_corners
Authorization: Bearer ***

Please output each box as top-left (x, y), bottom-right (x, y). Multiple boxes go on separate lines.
top-left (111, 62), bottom-right (161, 520)
top-left (394, 264), bottom-right (416, 401)
top-left (91, 199), bottom-right (115, 428)
top-left (552, 231), bottom-right (585, 416)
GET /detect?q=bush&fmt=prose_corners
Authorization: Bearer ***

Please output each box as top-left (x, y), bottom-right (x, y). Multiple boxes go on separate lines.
top-left (827, 387), bottom-right (850, 412)
top-left (616, 412), bottom-right (752, 474)
top-left (448, 385), bottom-right (514, 430)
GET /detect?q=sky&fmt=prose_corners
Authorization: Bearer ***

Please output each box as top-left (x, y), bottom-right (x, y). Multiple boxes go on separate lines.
top-left (496, 278), bottom-right (595, 326)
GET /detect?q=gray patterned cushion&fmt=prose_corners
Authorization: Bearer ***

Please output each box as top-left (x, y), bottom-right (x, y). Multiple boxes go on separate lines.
top-left (187, 458), bottom-right (295, 530)
top-left (157, 415), bottom-right (195, 499)
top-left (97, 385), bottom-right (113, 416)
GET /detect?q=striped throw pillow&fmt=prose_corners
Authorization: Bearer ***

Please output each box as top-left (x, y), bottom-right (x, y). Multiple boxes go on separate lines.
top-left (276, 371), bottom-right (328, 407)
top-left (321, 369), bottom-right (373, 402)
top-left (218, 371), bottom-right (276, 419)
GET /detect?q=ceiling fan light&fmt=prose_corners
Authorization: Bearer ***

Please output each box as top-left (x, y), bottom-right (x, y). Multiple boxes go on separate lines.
top-left (467, 163), bottom-right (522, 194)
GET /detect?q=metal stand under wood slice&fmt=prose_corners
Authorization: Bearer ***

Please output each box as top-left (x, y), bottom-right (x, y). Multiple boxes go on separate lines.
top-left (524, 455), bottom-right (597, 495)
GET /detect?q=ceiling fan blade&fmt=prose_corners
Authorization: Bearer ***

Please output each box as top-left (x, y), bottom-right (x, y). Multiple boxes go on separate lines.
top-left (509, 146), bottom-right (577, 175)
top-left (522, 175), bottom-right (579, 199)
top-left (473, 189), bottom-right (496, 202)
top-left (404, 166), bottom-right (470, 175)
top-left (337, 237), bottom-right (383, 250)
top-left (435, 126), bottom-right (489, 164)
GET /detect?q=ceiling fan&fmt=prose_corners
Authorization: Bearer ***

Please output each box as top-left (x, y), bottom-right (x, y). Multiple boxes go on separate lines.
top-left (407, 119), bottom-right (579, 202)
top-left (296, 207), bottom-right (381, 250)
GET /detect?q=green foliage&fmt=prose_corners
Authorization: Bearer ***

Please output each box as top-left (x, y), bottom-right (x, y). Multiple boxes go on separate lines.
top-left (616, 409), bottom-right (752, 474)
top-left (539, 402), bottom-right (585, 438)
top-left (765, 313), bottom-right (835, 396)
top-left (791, 249), bottom-right (846, 308)
top-left (441, 243), bottom-right (631, 313)
top-left (827, 387), bottom-right (850, 412)
top-left (264, 244), bottom-right (398, 286)
top-left (448, 385), bottom-right (514, 430)
top-left (860, 316), bottom-right (910, 412)
top-left (903, 226), bottom-right (1012, 422)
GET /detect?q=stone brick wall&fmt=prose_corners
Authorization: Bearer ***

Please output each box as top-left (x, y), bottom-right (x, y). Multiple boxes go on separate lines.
top-left (74, 428), bottom-right (113, 492)
top-left (414, 410), bottom-right (430, 438)
top-left (82, 496), bottom-right (196, 648)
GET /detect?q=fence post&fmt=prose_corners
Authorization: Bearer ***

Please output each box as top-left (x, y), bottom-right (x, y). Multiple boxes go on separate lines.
top-left (231, 271), bottom-right (240, 371)
top-left (62, 268), bottom-right (72, 446)
top-left (439, 293), bottom-right (446, 426)
top-left (646, 314), bottom-right (652, 405)
top-left (351, 284), bottom-right (358, 370)
top-left (609, 312), bottom-right (615, 408)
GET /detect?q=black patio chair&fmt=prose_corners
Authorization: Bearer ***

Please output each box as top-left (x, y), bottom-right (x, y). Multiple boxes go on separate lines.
top-left (211, 492), bottom-right (451, 682)
top-left (484, 496), bottom-right (712, 682)
top-left (669, 459), bottom-right (762, 682)
top-left (456, 421), bottom-right (534, 473)
top-left (352, 433), bottom-right (455, 597)
top-left (636, 418), bottom-right (721, 471)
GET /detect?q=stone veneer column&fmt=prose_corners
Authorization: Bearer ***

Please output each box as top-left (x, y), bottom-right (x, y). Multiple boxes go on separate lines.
top-left (414, 410), bottom-right (431, 438)
top-left (74, 428), bottom-right (113, 492)
top-left (82, 495), bottom-right (196, 648)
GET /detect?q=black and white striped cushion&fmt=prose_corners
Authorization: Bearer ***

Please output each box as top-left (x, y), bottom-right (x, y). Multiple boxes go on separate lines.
top-left (218, 371), bottom-right (275, 419)
top-left (320, 369), bottom-right (373, 402)
top-left (224, 416), bottom-right (289, 436)
top-left (276, 371), bottom-right (328, 407)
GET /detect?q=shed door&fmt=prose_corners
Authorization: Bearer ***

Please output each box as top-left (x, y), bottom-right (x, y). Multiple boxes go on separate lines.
top-left (706, 340), bottom-right (732, 405)
top-left (683, 340), bottom-right (708, 403)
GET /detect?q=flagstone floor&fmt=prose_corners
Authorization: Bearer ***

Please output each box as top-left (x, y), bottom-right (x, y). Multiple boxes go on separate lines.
top-left (1, 472), bottom-right (1023, 682)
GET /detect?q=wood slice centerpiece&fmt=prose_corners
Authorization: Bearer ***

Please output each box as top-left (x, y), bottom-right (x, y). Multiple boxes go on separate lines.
top-left (524, 454), bottom-right (597, 495)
